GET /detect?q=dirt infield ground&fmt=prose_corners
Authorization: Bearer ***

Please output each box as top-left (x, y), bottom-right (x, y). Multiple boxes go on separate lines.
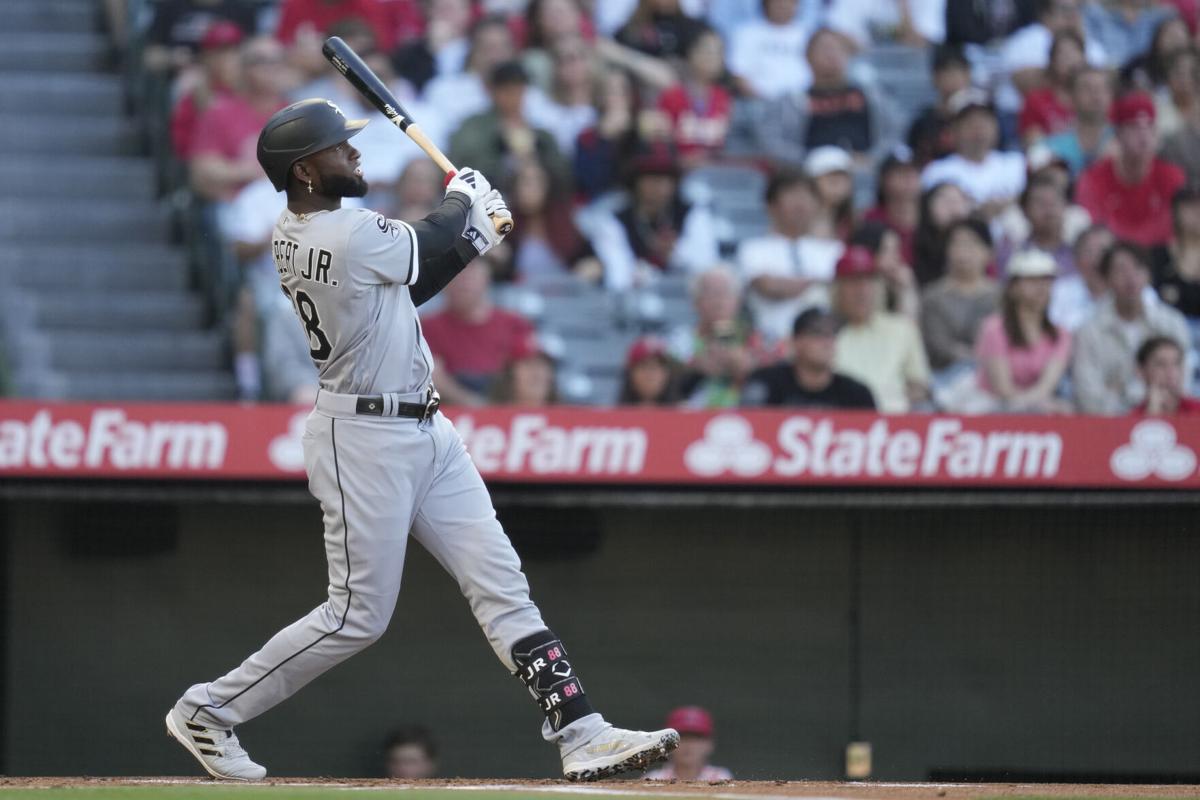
top-left (0, 778), bottom-right (1198, 800)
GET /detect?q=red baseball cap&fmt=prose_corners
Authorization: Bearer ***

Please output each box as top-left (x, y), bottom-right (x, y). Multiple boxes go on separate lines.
top-left (665, 706), bottom-right (715, 738)
top-left (626, 336), bottom-right (669, 367)
top-left (834, 245), bottom-right (877, 279)
top-left (201, 19), bottom-right (244, 51)
top-left (1110, 92), bottom-right (1156, 126)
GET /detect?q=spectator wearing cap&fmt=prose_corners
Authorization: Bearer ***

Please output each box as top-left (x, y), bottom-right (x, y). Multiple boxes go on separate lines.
top-left (1084, 0), bottom-right (1177, 70)
top-left (448, 60), bottom-right (571, 192)
top-left (863, 151), bottom-right (921, 265)
top-left (1043, 66), bottom-right (1116, 178)
top-left (618, 337), bottom-right (683, 405)
top-left (170, 19), bottom-right (244, 161)
top-left (1049, 224), bottom-right (1121, 331)
top-left (1075, 91), bottom-right (1186, 248)
top-left (645, 706), bottom-right (733, 782)
top-left (1073, 241), bottom-right (1193, 414)
top-left (421, 258), bottom-right (537, 407)
top-left (143, 0), bottom-right (259, 74)
top-left (806, 146), bottom-right (856, 240)
top-left (920, 89), bottom-right (1027, 216)
top-left (190, 36), bottom-right (293, 202)
top-left (382, 725), bottom-right (438, 779)
top-left (673, 266), bottom-right (770, 408)
top-left (906, 45), bottom-right (973, 167)
top-left (1133, 335), bottom-right (1200, 414)
top-left (920, 218), bottom-right (1001, 372)
top-left (655, 26), bottom-right (732, 168)
top-left (1152, 185), bottom-right (1200, 317)
top-left (824, 0), bottom-right (945, 50)
top-left (728, 0), bottom-right (814, 101)
top-left (490, 333), bottom-right (560, 406)
top-left (737, 170), bottom-right (844, 345)
top-left (742, 308), bottom-right (877, 408)
top-left (833, 246), bottom-right (932, 412)
top-left (958, 250), bottom-right (1074, 413)
top-left (1017, 31), bottom-right (1087, 146)
top-left (727, 28), bottom-right (897, 166)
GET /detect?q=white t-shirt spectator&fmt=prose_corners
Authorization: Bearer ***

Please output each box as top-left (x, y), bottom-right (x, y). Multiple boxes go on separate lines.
top-left (738, 234), bottom-right (844, 344)
top-left (826, 0), bottom-right (946, 47)
top-left (921, 151), bottom-right (1027, 205)
top-left (728, 19), bottom-right (813, 100)
top-left (707, 0), bottom-right (821, 41)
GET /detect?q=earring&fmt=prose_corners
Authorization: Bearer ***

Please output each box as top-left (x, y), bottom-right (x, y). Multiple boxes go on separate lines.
top-left (307, 181), bottom-right (314, 195)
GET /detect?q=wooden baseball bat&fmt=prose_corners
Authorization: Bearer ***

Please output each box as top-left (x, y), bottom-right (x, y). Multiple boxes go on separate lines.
top-left (322, 36), bottom-right (514, 235)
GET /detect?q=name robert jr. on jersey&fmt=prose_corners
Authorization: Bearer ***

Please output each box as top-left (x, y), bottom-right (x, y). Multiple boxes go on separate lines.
top-left (273, 239), bottom-right (338, 287)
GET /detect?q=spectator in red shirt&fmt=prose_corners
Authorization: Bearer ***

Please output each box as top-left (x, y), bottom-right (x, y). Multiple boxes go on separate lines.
top-left (170, 20), bottom-right (244, 161)
top-left (190, 36), bottom-right (292, 201)
top-left (421, 256), bottom-right (536, 407)
top-left (275, 0), bottom-right (394, 51)
top-left (1019, 31), bottom-right (1085, 146)
top-left (1075, 91), bottom-right (1186, 248)
top-left (1134, 335), bottom-right (1200, 414)
top-left (656, 26), bottom-right (731, 167)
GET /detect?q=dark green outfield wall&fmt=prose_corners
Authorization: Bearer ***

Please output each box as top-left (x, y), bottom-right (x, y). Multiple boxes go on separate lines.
top-left (2, 497), bottom-right (1198, 780)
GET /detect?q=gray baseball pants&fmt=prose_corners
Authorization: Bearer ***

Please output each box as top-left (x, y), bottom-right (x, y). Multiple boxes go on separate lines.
top-left (177, 393), bottom-right (606, 749)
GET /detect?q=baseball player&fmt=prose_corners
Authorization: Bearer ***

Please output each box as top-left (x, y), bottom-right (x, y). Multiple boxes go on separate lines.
top-left (164, 99), bottom-right (679, 782)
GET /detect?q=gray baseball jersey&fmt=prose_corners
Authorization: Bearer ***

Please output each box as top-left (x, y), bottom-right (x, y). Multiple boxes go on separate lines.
top-left (272, 207), bottom-right (435, 396)
top-left (175, 200), bottom-right (611, 763)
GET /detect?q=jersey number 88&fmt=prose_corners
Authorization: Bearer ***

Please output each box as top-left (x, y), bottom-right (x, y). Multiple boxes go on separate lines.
top-left (282, 286), bottom-right (332, 361)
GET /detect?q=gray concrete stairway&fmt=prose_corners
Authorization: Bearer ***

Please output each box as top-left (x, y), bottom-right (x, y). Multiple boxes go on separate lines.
top-left (0, 0), bottom-right (235, 400)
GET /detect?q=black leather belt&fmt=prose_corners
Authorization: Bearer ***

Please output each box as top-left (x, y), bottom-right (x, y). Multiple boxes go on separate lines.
top-left (355, 389), bottom-right (441, 421)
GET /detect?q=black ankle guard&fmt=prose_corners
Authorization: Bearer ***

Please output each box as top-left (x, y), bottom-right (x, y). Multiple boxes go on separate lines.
top-left (511, 630), bottom-right (595, 732)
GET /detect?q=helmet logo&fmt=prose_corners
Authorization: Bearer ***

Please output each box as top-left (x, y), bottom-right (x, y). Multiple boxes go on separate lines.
top-left (324, 100), bottom-right (346, 118)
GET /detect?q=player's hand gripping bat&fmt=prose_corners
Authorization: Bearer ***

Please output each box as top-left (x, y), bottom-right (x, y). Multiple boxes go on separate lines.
top-left (322, 36), bottom-right (514, 236)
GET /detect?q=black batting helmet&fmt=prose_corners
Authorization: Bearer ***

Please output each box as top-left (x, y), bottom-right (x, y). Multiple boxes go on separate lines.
top-left (257, 98), bottom-right (369, 192)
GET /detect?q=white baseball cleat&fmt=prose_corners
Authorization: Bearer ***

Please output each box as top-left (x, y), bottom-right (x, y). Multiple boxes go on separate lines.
top-left (165, 708), bottom-right (267, 781)
top-left (561, 725), bottom-right (679, 782)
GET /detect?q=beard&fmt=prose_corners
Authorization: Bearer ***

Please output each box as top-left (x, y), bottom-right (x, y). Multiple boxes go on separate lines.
top-left (323, 172), bottom-right (369, 198)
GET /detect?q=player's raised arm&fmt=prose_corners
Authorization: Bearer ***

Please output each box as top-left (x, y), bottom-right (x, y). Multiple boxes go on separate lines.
top-left (408, 169), bottom-right (510, 307)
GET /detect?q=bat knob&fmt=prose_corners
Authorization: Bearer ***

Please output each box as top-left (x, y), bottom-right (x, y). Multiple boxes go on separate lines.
top-left (494, 216), bottom-right (514, 236)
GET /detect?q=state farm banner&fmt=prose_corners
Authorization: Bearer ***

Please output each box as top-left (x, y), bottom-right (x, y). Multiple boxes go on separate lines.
top-left (1, 400), bottom-right (1199, 488)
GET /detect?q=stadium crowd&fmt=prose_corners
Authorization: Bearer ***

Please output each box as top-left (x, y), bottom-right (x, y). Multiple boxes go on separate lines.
top-left (139, 0), bottom-right (1200, 415)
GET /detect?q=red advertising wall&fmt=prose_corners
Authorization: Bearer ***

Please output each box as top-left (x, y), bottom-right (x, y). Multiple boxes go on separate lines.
top-left (2, 401), bottom-right (1199, 488)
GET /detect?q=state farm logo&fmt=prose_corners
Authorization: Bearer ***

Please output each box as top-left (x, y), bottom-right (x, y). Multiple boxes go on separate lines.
top-left (1110, 420), bottom-right (1196, 481)
top-left (454, 413), bottom-right (646, 475)
top-left (685, 415), bottom-right (772, 476)
top-left (0, 409), bottom-right (226, 471)
top-left (682, 415), bottom-right (1063, 480)
top-left (268, 411), bottom-right (308, 473)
